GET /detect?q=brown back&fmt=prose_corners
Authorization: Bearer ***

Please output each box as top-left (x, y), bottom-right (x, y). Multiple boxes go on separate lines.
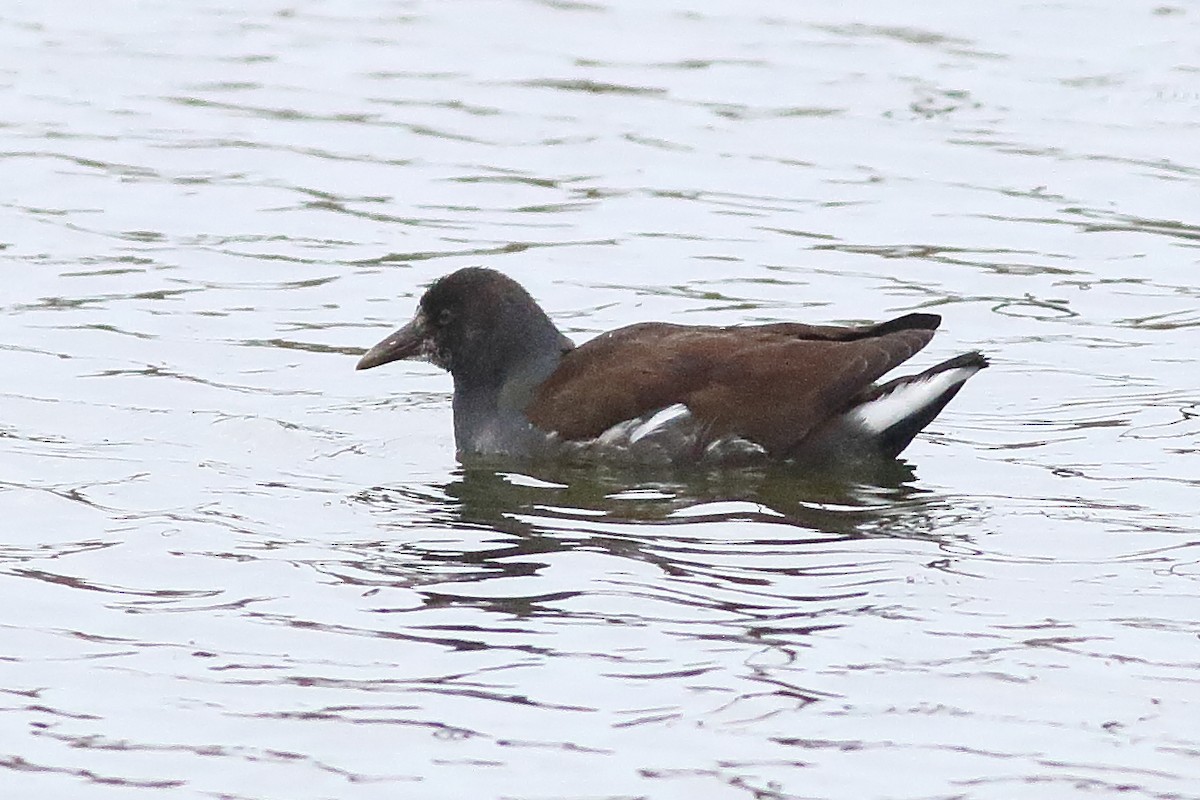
top-left (526, 315), bottom-right (939, 454)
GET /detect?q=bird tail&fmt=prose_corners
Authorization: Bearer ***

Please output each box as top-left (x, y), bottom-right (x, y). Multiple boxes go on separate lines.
top-left (847, 352), bottom-right (989, 458)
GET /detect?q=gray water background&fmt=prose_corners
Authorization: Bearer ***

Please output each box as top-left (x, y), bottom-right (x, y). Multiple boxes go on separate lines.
top-left (2, 1), bottom-right (1198, 798)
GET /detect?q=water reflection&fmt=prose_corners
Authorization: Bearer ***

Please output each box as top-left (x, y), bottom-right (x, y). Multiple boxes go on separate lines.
top-left (445, 458), bottom-right (929, 534)
top-left (350, 460), bottom-right (976, 609)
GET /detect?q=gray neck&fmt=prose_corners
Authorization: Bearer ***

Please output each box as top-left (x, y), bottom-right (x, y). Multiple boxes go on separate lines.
top-left (451, 345), bottom-right (565, 457)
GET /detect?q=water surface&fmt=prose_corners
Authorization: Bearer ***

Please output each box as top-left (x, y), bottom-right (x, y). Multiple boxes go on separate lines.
top-left (2, 1), bottom-right (1198, 798)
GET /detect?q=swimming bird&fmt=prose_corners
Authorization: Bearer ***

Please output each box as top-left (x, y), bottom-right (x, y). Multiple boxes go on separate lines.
top-left (356, 267), bottom-right (986, 465)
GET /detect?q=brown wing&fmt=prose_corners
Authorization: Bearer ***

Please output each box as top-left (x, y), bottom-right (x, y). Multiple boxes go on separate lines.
top-left (526, 314), bottom-right (939, 455)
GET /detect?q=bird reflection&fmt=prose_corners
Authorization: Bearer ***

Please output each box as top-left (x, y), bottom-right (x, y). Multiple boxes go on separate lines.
top-left (443, 457), bottom-right (933, 540)
top-left (348, 456), bottom-right (977, 612)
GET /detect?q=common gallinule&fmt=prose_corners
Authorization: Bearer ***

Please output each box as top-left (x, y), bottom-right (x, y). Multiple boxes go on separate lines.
top-left (356, 267), bottom-right (987, 465)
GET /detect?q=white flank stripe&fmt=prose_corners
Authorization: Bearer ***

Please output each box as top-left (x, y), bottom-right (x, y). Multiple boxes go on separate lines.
top-left (850, 366), bottom-right (981, 433)
top-left (703, 437), bottom-right (767, 460)
top-left (595, 418), bottom-right (638, 446)
top-left (630, 403), bottom-right (691, 443)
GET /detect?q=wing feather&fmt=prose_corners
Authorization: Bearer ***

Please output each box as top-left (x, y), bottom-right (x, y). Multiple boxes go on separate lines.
top-left (527, 316), bottom-right (939, 455)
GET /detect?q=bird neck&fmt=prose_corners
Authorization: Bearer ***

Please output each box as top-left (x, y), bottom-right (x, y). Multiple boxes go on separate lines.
top-left (450, 325), bottom-right (573, 456)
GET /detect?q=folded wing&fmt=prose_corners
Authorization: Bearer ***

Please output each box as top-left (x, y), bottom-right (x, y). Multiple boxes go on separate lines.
top-left (527, 314), bottom-right (941, 456)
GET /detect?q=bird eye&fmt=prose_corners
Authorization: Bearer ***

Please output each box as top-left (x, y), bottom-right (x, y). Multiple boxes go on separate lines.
top-left (436, 308), bottom-right (454, 326)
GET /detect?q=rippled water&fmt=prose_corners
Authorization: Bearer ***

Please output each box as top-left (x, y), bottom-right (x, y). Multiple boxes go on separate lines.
top-left (3, 1), bottom-right (1199, 798)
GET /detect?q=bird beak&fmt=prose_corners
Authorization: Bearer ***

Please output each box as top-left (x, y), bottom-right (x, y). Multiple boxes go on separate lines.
top-left (356, 312), bottom-right (430, 370)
